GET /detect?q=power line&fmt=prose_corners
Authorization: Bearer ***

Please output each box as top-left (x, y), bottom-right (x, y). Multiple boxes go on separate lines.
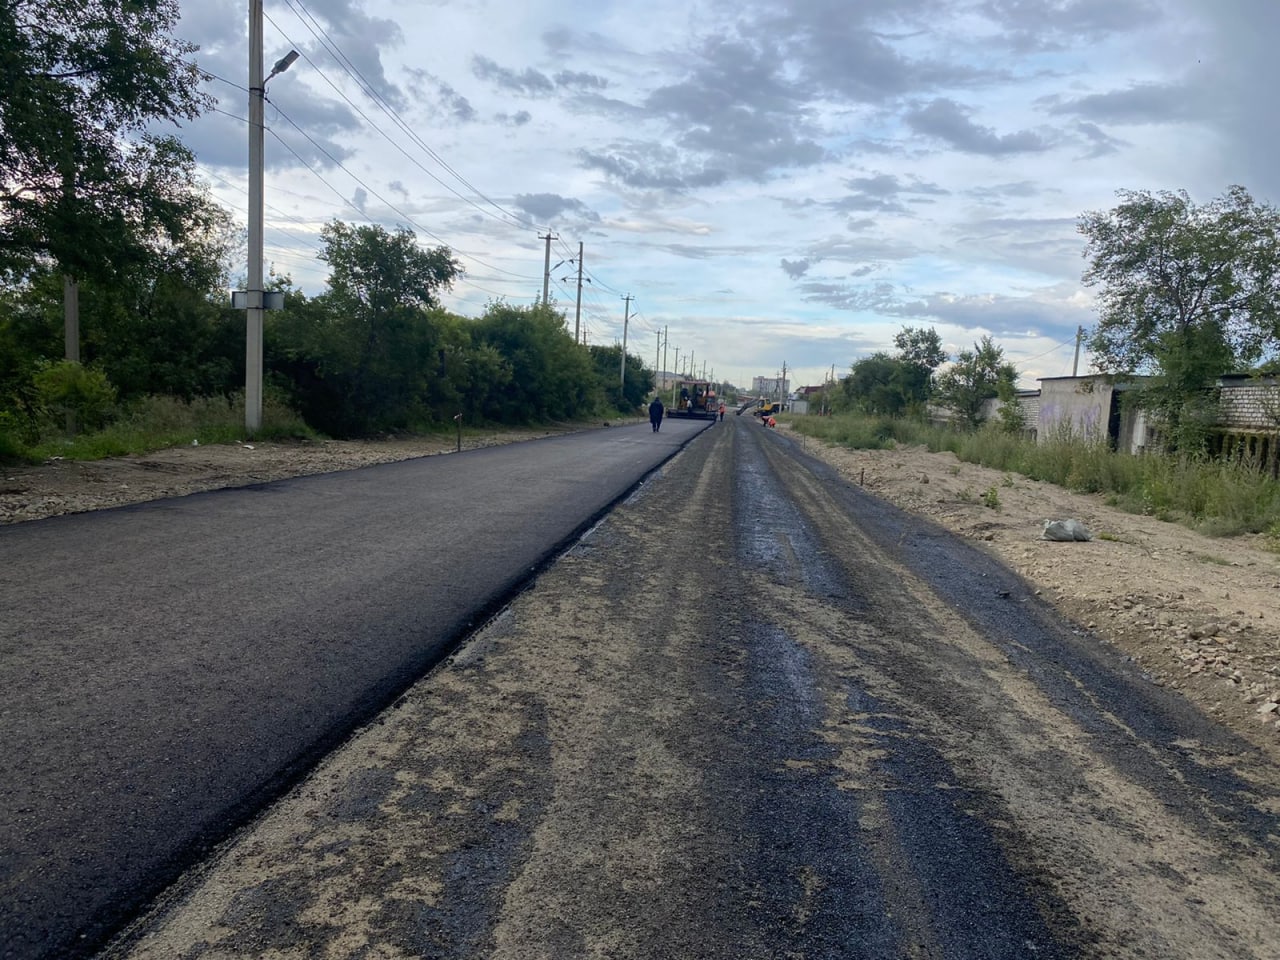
top-left (273, 0), bottom-right (540, 233)
top-left (264, 97), bottom-right (539, 283)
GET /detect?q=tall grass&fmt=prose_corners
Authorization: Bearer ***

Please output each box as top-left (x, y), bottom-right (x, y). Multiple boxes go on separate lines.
top-left (790, 411), bottom-right (1280, 538)
top-left (15, 392), bottom-right (315, 463)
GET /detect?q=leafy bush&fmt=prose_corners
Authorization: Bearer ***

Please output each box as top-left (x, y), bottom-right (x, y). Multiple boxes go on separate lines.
top-left (31, 360), bottom-right (117, 431)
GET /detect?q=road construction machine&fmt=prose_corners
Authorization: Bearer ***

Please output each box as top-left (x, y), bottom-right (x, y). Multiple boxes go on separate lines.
top-left (668, 379), bottom-right (719, 420)
top-left (753, 397), bottom-right (784, 419)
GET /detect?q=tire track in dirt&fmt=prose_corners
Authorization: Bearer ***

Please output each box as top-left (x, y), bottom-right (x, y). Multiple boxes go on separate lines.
top-left (747, 425), bottom-right (1280, 959)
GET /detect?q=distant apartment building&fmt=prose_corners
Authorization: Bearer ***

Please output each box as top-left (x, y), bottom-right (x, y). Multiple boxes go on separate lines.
top-left (752, 375), bottom-right (789, 398)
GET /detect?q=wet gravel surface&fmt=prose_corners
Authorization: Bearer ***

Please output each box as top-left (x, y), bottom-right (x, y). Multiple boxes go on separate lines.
top-left (89, 418), bottom-right (1280, 959)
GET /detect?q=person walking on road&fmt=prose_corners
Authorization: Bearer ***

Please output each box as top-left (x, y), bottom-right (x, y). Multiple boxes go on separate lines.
top-left (718, 401), bottom-right (726, 422)
top-left (649, 395), bottom-right (664, 432)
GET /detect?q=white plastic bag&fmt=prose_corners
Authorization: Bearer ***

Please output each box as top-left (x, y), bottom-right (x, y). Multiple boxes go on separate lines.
top-left (1041, 519), bottom-right (1092, 542)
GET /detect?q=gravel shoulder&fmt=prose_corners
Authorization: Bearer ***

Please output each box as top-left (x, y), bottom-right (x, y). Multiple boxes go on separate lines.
top-left (784, 425), bottom-right (1280, 763)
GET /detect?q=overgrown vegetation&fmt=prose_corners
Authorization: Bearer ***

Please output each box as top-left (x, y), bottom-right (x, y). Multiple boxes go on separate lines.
top-left (1081, 185), bottom-right (1280, 454)
top-left (0, 5), bottom-right (656, 464)
top-left (791, 410), bottom-right (1280, 538)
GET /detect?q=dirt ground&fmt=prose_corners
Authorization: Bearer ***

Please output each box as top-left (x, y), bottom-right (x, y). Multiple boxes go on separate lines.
top-left (4, 419), bottom-right (1278, 760)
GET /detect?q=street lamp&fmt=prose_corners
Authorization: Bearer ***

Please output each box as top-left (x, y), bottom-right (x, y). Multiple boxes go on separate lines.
top-left (244, 0), bottom-right (297, 434)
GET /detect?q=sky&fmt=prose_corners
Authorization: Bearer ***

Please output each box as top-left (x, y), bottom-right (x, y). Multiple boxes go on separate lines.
top-left (172, 0), bottom-right (1280, 391)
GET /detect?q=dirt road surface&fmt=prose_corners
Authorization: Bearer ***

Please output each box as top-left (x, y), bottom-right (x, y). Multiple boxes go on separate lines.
top-left (88, 419), bottom-right (1280, 959)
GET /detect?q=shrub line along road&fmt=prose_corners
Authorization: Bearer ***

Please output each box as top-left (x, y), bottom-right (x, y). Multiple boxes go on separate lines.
top-left (6, 418), bottom-right (1280, 959)
top-left (0, 420), bottom-right (710, 960)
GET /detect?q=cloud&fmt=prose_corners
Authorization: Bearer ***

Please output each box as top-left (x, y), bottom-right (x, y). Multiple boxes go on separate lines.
top-left (890, 289), bottom-right (1093, 344)
top-left (781, 258), bottom-right (812, 279)
top-left (906, 98), bottom-right (1054, 155)
top-left (496, 110), bottom-right (532, 127)
top-left (578, 145), bottom-right (729, 192)
top-left (826, 173), bottom-right (950, 214)
top-left (265, 95), bottom-right (361, 171)
top-left (1074, 121), bottom-right (1129, 158)
top-left (553, 70), bottom-right (610, 91)
top-left (759, 0), bottom-right (992, 103)
top-left (288, 0), bottom-right (408, 109)
top-left (1041, 83), bottom-right (1202, 125)
top-left (514, 193), bottom-right (599, 223)
top-left (981, 0), bottom-right (1158, 51)
top-left (633, 37), bottom-right (826, 181)
top-left (471, 55), bottom-right (555, 96)
top-left (966, 181), bottom-right (1045, 201)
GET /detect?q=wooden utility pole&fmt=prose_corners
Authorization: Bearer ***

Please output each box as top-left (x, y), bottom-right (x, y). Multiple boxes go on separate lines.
top-left (573, 241), bottom-right (584, 342)
top-left (619, 294), bottom-right (633, 394)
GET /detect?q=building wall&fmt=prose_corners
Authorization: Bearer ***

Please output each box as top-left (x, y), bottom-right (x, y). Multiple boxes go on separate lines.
top-left (926, 375), bottom-right (1280, 454)
top-left (751, 376), bottom-right (789, 397)
top-left (1037, 377), bottom-right (1114, 442)
top-left (1215, 380), bottom-right (1280, 431)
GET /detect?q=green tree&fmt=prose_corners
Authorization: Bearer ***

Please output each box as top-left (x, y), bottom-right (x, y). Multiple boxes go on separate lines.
top-left (934, 335), bottom-right (1018, 428)
top-left (843, 352), bottom-right (909, 415)
top-left (274, 221), bottom-right (463, 434)
top-left (893, 325), bottom-right (946, 370)
top-left (588, 344), bottom-right (654, 411)
top-left (842, 327), bottom-right (944, 416)
top-left (893, 324), bottom-right (945, 412)
top-left (1079, 185), bottom-right (1280, 451)
top-left (0, 189), bottom-right (239, 410)
top-left (0, 1), bottom-right (210, 281)
top-left (472, 302), bottom-right (599, 422)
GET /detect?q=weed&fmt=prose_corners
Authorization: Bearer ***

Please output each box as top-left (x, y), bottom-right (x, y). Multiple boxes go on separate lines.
top-left (788, 409), bottom-right (1280, 539)
top-left (982, 486), bottom-right (1001, 510)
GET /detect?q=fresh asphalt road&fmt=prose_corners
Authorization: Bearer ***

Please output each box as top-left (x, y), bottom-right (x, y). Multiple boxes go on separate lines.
top-left (0, 419), bottom-right (710, 960)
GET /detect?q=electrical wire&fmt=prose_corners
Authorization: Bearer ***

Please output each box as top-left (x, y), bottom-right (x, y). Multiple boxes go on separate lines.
top-left (264, 97), bottom-right (540, 283)
top-left (198, 21), bottom-right (632, 312)
top-left (273, 0), bottom-right (542, 234)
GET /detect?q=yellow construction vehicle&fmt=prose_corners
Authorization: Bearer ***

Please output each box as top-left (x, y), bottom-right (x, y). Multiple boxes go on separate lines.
top-left (753, 397), bottom-right (783, 419)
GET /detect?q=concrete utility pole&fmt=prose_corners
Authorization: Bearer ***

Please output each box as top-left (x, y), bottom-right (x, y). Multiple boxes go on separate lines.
top-left (662, 325), bottom-right (668, 393)
top-left (63, 277), bottom-right (79, 363)
top-left (246, 0), bottom-right (266, 434)
top-left (539, 232), bottom-right (556, 304)
top-left (673, 347), bottom-right (680, 389)
top-left (62, 171), bottom-right (79, 367)
top-left (1072, 325), bottom-right (1084, 377)
top-left (244, 4), bottom-right (297, 434)
top-left (573, 241), bottom-right (584, 343)
top-left (619, 295), bottom-right (633, 394)
top-left (654, 330), bottom-right (662, 388)
top-left (688, 351), bottom-right (694, 378)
